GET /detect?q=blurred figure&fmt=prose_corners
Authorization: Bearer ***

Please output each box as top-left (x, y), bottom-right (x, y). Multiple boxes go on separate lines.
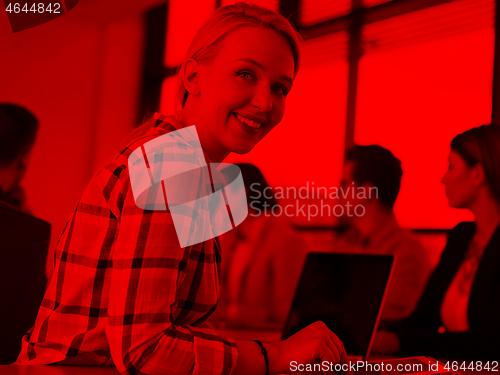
top-left (0, 104), bottom-right (47, 365)
top-left (335, 145), bottom-right (431, 323)
top-left (373, 124), bottom-right (500, 359)
top-left (213, 163), bottom-right (308, 328)
top-left (0, 103), bottom-right (38, 211)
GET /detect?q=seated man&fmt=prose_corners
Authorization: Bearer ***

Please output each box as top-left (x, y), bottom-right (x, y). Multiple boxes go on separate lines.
top-left (0, 103), bottom-right (38, 211)
top-left (212, 164), bottom-right (308, 328)
top-left (335, 144), bottom-right (431, 323)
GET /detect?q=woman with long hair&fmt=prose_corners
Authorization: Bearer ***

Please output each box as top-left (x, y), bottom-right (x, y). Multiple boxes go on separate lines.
top-left (373, 124), bottom-right (500, 359)
top-left (16, 3), bottom-right (347, 374)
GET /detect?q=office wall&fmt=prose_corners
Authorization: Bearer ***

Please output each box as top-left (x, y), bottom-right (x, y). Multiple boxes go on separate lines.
top-left (0, 4), bottom-right (145, 256)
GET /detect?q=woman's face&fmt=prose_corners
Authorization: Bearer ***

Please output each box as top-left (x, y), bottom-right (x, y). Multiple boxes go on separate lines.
top-left (193, 26), bottom-right (295, 162)
top-left (441, 150), bottom-right (478, 209)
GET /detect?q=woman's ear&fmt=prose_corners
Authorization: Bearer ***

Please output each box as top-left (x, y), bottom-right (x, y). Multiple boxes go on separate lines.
top-left (471, 163), bottom-right (487, 187)
top-left (182, 58), bottom-right (202, 97)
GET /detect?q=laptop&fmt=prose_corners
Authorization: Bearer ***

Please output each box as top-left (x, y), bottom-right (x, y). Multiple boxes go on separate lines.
top-left (281, 252), bottom-right (395, 361)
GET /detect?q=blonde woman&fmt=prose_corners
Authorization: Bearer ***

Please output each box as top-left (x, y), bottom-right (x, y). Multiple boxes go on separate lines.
top-left (17, 3), bottom-right (347, 374)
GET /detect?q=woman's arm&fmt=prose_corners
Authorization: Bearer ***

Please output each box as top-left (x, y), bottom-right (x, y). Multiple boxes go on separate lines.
top-left (104, 140), bottom-right (239, 374)
top-left (106, 192), bottom-right (348, 375)
top-left (106, 198), bottom-right (239, 374)
top-left (234, 322), bottom-right (349, 375)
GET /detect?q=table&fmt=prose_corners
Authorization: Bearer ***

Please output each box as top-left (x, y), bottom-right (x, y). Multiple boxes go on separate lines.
top-left (3, 330), bottom-right (497, 375)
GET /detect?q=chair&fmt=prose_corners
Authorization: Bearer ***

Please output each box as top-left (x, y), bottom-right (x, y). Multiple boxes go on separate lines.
top-left (0, 200), bottom-right (51, 364)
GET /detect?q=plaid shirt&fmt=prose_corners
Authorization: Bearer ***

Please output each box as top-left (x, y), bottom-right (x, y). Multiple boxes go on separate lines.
top-left (16, 114), bottom-right (239, 375)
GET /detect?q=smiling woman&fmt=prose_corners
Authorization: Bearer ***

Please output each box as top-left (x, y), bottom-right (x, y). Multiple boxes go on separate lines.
top-left (178, 25), bottom-right (296, 162)
top-left (15, 3), bottom-right (348, 375)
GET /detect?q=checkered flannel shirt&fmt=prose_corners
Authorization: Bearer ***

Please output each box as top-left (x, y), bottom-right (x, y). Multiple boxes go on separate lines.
top-left (16, 114), bottom-right (239, 375)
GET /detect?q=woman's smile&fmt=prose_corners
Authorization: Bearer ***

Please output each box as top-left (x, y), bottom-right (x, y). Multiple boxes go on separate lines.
top-left (232, 112), bottom-right (266, 136)
top-left (234, 113), bottom-right (264, 129)
top-left (184, 26), bottom-right (295, 162)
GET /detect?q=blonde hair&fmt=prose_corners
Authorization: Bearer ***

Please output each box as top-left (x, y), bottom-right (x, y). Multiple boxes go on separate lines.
top-left (175, 2), bottom-right (302, 113)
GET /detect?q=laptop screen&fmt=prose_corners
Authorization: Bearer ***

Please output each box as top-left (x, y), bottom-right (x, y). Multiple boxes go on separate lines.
top-left (282, 252), bottom-right (394, 360)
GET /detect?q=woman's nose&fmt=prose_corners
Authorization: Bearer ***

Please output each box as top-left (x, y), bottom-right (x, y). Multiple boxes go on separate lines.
top-left (440, 172), bottom-right (447, 185)
top-left (251, 84), bottom-right (273, 112)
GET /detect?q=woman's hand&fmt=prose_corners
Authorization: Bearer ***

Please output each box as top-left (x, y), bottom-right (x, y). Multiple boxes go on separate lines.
top-left (371, 330), bottom-right (400, 354)
top-left (266, 321), bottom-right (349, 374)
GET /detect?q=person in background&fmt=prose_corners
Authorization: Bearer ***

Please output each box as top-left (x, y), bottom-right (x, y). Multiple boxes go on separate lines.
top-left (213, 163), bottom-right (308, 328)
top-left (373, 124), bottom-right (500, 359)
top-left (0, 103), bottom-right (38, 211)
top-left (16, 4), bottom-right (348, 375)
top-left (335, 145), bottom-right (431, 323)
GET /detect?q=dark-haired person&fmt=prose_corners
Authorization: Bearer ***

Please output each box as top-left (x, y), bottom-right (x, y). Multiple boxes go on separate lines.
top-left (373, 124), bottom-right (500, 359)
top-left (213, 163), bottom-right (307, 328)
top-left (0, 103), bottom-right (38, 211)
top-left (335, 145), bottom-right (431, 323)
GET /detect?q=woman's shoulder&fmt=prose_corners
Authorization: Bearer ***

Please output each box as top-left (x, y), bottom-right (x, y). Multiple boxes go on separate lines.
top-left (97, 116), bottom-right (203, 183)
top-left (120, 115), bottom-right (199, 163)
top-left (81, 115), bottom-right (203, 211)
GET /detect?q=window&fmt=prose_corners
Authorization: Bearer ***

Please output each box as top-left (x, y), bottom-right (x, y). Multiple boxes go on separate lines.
top-left (355, 0), bottom-right (495, 228)
top-left (150, 0), bottom-right (498, 229)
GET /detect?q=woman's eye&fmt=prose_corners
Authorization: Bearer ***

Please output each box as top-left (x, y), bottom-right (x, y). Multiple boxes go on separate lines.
top-left (236, 71), bottom-right (254, 81)
top-left (272, 86), bottom-right (288, 96)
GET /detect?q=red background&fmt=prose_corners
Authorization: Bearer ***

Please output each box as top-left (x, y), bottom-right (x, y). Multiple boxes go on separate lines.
top-left (0, 0), bottom-right (495, 258)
